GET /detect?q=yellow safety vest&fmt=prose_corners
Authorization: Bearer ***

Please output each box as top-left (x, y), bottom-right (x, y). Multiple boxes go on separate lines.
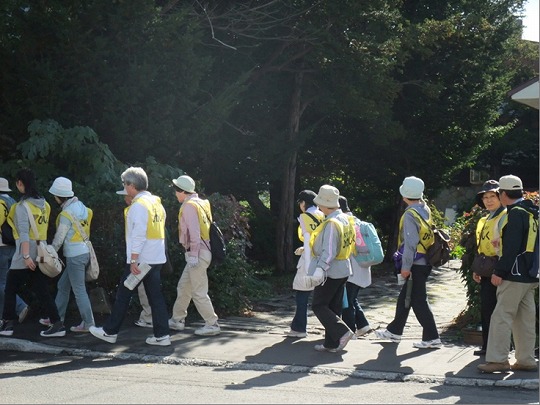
top-left (297, 212), bottom-right (324, 242)
top-left (58, 208), bottom-right (93, 242)
top-left (476, 209), bottom-right (507, 256)
top-left (129, 195), bottom-right (165, 239)
top-left (180, 199), bottom-right (211, 240)
top-left (400, 209), bottom-right (434, 254)
top-left (310, 215), bottom-right (356, 260)
top-left (8, 200), bottom-right (51, 240)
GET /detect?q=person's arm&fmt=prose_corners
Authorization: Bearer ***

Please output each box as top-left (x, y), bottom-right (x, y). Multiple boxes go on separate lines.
top-left (51, 214), bottom-right (70, 252)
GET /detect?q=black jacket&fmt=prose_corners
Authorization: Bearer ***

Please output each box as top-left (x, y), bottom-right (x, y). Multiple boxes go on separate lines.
top-left (494, 199), bottom-right (538, 283)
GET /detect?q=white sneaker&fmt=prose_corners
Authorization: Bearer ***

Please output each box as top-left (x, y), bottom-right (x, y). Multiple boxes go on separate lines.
top-left (374, 329), bottom-right (402, 342)
top-left (285, 329), bottom-right (307, 338)
top-left (134, 319), bottom-right (153, 328)
top-left (413, 338), bottom-right (442, 349)
top-left (89, 326), bottom-right (117, 344)
top-left (168, 319), bottom-right (185, 331)
top-left (314, 344), bottom-right (337, 353)
top-left (194, 323), bottom-right (220, 336)
top-left (355, 325), bottom-right (373, 337)
top-left (146, 335), bottom-right (171, 346)
top-left (337, 330), bottom-right (354, 350)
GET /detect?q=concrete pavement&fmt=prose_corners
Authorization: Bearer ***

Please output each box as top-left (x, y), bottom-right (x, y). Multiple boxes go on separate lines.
top-left (0, 260), bottom-right (538, 390)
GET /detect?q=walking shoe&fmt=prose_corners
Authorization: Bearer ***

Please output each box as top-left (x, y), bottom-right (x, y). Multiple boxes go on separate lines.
top-left (0, 320), bottom-right (15, 336)
top-left (168, 319), bottom-right (185, 331)
top-left (337, 330), bottom-right (354, 351)
top-left (40, 321), bottom-right (66, 337)
top-left (18, 306), bottom-right (30, 323)
top-left (146, 335), bottom-right (171, 346)
top-left (413, 338), bottom-right (442, 349)
top-left (134, 319), bottom-right (153, 328)
top-left (510, 362), bottom-right (538, 372)
top-left (89, 326), bottom-right (117, 344)
top-left (285, 329), bottom-right (307, 338)
top-left (374, 329), bottom-right (402, 342)
top-left (477, 361), bottom-right (511, 373)
top-left (355, 325), bottom-right (373, 337)
top-left (314, 344), bottom-right (337, 353)
top-left (194, 323), bottom-right (221, 336)
top-left (39, 318), bottom-right (51, 326)
top-left (70, 322), bottom-right (90, 333)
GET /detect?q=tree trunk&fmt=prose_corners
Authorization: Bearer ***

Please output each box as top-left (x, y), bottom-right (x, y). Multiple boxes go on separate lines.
top-left (275, 71), bottom-right (303, 274)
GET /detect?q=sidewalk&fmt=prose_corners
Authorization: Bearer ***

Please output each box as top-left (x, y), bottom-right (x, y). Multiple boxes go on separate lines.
top-left (0, 260), bottom-right (538, 390)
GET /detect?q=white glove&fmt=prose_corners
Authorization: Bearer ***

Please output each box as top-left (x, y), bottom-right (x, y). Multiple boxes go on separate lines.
top-left (186, 256), bottom-right (199, 268)
top-left (294, 247), bottom-right (304, 256)
top-left (306, 267), bottom-right (326, 289)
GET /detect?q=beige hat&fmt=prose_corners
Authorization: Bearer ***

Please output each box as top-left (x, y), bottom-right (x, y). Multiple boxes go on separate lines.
top-left (116, 188), bottom-right (128, 195)
top-left (172, 175), bottom-right (196, 193)
top-left (0, 177), bottom-right (11, 192)
top-left (499, 174), bottom-right (523, 191)
top-left (399, 176), bottom-right (424, 199)
top-left (314, 185), bottom-right (340, 208)
top-left (49, 177), bottom-right (74, 197)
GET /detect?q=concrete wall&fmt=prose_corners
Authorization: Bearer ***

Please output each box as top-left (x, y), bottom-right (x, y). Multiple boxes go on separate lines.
top-left (432, 186), bottom-right (478, 225)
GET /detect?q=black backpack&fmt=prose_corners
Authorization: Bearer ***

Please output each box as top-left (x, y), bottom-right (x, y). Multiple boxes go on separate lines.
top-left (194, 201), bottom-right (226, 267)
top-left (410, 209), bottom-right (451, 268)
top-left (0, 195), bottom-right (16, 246)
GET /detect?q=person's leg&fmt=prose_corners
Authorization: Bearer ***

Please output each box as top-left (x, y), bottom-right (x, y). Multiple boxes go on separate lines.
top-left (31, 270), bottom-right (61, 323)
top-left (0, 246), bottom-right (27, 316)
top-left (137, 283), bottom-right (152, 323)
top-left (188, 253), bottom-right (218, 325)
top-left (54, 266), bottom-right (71, 321)
top-left (2, 268), bottom-right (29, 321)
top-left (290, 290), bottom-right (311, 333)
top-left (386, 279), bottom-right (411, 336)
top-left (341, 282), bottom-right (358, 332)
top-left (409, 265), bottom-right (439, 341)
top-left (512, 284), bottom-right (537, 367)
top-left (480, 277), bottom-right (497, 351)
top-left (67, 253), bottom-right (94, 327)
top-left (102, 265), bottom-right (135, 335)
top-left (170, 264), bottom-right (193, 322)
top-left (142, 265), bottom-right (169, 338)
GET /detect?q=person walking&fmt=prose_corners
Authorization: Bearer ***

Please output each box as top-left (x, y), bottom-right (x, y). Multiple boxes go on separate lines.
top-left (0, 177), bottom-right (29, 323)
top-left (470, 180), bottom-right (507, 356)
top-left (478, 175), bottom-right (539, 373)
top-left (116, 187), bottom-right (153, 329)
top-left (375, 176), bottom-right (442, 349)
top-left (0, 168), bottom-right (63, 337)
top-left (89, 167), bottom-right (170, 346)
top-left (168, 175), bottom-right (221, 336)
top-left (45, 177), bottom-right (95, 333)
top-left (285, 190), bottom-right (324, 338)
top-left (338, 196), bottom-right (374, 338)
top-left (307, 185), bottom-right (355, 352)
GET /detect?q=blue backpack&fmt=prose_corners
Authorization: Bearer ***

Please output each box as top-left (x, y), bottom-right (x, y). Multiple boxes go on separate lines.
top-left (352, 217), bottom-right (384, 267)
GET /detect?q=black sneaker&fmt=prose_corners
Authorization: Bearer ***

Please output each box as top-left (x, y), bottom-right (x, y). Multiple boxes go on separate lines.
top-left (40, 321), bottom-right (66, 337)
top-left (0, 320), bottom-right (15, 336)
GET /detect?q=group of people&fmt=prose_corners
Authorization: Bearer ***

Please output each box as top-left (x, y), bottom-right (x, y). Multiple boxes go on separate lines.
top-left (0, 167), bottom-right (222, 346)
top-left (0, 168), bottom-right (537, 372)
top-left (285, 175), bottom-right (538, 374)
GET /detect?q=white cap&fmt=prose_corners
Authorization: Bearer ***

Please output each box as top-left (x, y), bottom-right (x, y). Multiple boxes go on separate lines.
top-left (49, 177), bottom-right (74, 197)
top-left (172, 175), bottom-right (196, 193)
top-left (116, 188), bottom-right (128, 195)
top-left (0, 178), bottom-right (11, 192)
top-left (399, 176), bottom-right (424, 199)
top-left (314, 185), bottom-right (340, 209)
top-left (499, 174), bottom-right (523, 191)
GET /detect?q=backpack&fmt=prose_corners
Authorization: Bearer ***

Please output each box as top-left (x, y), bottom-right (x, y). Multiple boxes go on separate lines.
top-left (510, 204), bottom-right (539, 278)
top-left (353, 218), bottom-right (384, 267)
top-left (0, 194), bottom-right (16, 246)
top-left (194, 201), bottom-right (226, 267)
top-left (410, 209), bottom-right (451, 268)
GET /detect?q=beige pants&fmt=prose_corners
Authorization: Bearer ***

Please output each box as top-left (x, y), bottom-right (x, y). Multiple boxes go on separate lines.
top-left (171, 250), bottom-right (218, 326)
top-left (486, 280), bottom-right (538, 366)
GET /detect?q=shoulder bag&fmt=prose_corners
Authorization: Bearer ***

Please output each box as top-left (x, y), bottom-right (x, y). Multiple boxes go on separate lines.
top-left (63, 211), bottom-right (100, 282)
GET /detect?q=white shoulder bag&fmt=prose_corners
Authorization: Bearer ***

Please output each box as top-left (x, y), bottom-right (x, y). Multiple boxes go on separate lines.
top-left (63, 211), bottom-right (100, 282)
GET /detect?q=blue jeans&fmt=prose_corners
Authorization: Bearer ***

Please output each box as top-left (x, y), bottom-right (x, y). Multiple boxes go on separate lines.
top-left (104, 264), bottom-right (169, 338)
top-left (341, 282), bottom-right (369, 332)
top-left (55, 253), bottom-right (94, 327)
top-left (290, 290), bottom-right (312, 333)
top-left (0, 246), bottom-right (27, 316)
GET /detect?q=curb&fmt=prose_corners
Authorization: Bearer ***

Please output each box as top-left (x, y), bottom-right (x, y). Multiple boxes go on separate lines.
top-left (1, 338), bottom-right (537, 390)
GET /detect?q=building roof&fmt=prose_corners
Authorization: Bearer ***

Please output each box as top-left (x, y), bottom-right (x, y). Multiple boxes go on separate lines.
top-left (507, 77), bottom-right (539, 109)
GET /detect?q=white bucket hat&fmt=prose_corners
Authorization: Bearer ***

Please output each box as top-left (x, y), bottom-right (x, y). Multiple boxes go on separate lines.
top-left (0, 177), bottom-right (11, 192)
top-left (49, 177), bottom-right (74, 197)
top-left (116, 188), bottom-right (128, 195)
top-left (399, 176), bottom-right (424, 199)
top-left (314, 185), bottom-right (340, 209)
top-left (172, 175), bottom-right (196, 193)
top-left (499, 174), bottom-right (523, 191)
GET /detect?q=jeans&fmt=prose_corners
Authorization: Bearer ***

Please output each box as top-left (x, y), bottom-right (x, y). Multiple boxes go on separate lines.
top-left (2, 268), bottom-right (60, 323)
top-left (55, 253), bottom-right (94, 327)
top-left (290, 290), bottom-right (312, 333)
top-left (387, 264), bottom-right (439, 341)
top-left (104, 264), bottom-right (169, 338)
top-left (312, 277), bottom-right (351, 349)
top-left (479, 276), bottom-right (497, 350)
top-left (341, 282), bottom-right (369, 332)
top-left (0, 246), bottom-right (27, 316)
